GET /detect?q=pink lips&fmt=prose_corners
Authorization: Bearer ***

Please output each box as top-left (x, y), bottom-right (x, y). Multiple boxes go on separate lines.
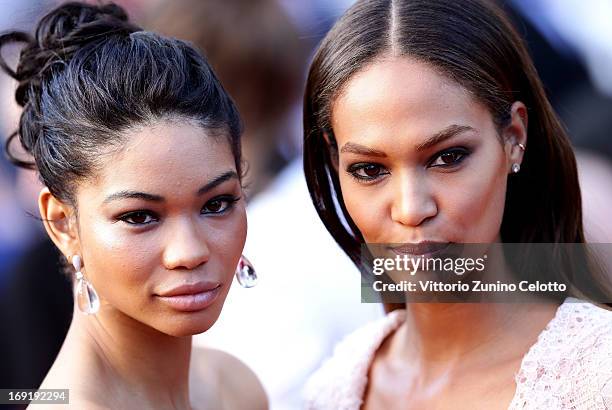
top-left (155, 282), bottom-right (222, 312)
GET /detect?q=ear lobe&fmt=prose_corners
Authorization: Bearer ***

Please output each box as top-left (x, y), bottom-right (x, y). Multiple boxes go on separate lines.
top-left (503, 101), bottom-right (528, 169)
top-left (38, 187), bottom-right (79, 259)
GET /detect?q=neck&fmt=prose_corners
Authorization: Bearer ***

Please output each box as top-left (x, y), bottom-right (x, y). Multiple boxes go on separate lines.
top-left (390, 300), bottom-right (560, 378)
top-left (390, 244), bottom-right (562, 378)
top-left (68, 304), bottom-right (192, 409)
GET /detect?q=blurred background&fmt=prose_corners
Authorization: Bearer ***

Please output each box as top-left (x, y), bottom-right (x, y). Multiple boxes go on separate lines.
top-left (0, 1), bottom-right (611, 409)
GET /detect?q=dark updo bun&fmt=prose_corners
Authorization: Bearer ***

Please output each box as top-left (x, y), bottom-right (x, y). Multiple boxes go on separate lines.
top-left (0, 1), bottom-right (242, 205)
top-left (10, 3), bottom-right (137, 104)
top-left (1, 3), bottom-right (139, 168)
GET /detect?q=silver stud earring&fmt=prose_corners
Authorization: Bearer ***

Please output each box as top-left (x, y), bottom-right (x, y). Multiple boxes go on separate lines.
top-left (235, 255), bottom-right (257, 288)
top-left (512, 163), bottom-right (521, 173)
top-left (72, 255), bottom-right (100, 314)
top-left (517, 143), bottom-right (526, 151)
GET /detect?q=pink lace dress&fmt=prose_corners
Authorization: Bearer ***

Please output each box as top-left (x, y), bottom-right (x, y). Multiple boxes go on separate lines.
top-left (303, 297), bottom-right (612, 409)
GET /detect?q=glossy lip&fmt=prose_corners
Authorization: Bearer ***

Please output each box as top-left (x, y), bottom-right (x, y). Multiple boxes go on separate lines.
top-left (155, 281), bottom-right (222, 312)
top-left (388, 241), bottom-right (451, 257)
top-left (157, 281), bottom-right (220, 297)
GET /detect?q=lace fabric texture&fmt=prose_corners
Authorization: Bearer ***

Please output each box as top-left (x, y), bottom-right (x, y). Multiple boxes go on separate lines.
top-left (303, 297), bottom-right (612, 410)
top-left (509, 298), bottom-right (612, 409)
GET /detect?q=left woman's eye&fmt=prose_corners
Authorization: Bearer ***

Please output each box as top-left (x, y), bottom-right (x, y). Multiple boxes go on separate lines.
top-left (201, 196), bottom-right (240, 214)
top-left (429, 148), bottom-right (470, 167)
top-left (118, 211), bottom-right (159, 225)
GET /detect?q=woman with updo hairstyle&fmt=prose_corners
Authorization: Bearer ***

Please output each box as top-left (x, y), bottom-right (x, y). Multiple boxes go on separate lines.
top-left (1, 2), bottom-right (266, 409)
top-left (302, 0), bottom-right (612, 408)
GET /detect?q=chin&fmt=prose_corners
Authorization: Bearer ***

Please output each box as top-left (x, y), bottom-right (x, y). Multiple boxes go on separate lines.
top-left (165, 308), bottom-right (224, 337)
top-left (162, 318), bottom-right (219, 337)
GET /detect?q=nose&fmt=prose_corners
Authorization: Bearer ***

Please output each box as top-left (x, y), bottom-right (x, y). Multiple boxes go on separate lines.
top-left (162, 217), bottom-right (210, 270)
top-left (390, 172), bottom-right (437, 227)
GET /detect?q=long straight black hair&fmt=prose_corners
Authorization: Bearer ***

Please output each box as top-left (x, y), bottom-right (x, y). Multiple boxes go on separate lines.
top-left (303, 0), bottom-right (612, 305)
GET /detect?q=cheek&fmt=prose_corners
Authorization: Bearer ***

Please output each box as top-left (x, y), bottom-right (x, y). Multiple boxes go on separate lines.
top-left (79, 216), bottom-right (155, 299)
top-left (338, 175), bottom-right (387, 242)
top-left (207, 206), bottom-right (247, 278)
top-left (441, 151), bottom-right (507, 242)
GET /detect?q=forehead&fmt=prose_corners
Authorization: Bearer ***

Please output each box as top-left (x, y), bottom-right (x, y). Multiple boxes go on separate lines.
top-left (331, 57), bottom-right (491, 145)
top-left (82, 119), bottom-right (235, 196)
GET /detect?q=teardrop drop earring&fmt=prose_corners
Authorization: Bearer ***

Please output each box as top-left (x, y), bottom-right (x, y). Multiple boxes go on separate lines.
top-left (72, 255), bottom-right (100, 314)
top-left (235, 255), bottom-right (257, 288)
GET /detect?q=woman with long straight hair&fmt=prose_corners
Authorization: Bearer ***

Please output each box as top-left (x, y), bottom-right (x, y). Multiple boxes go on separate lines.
top-left (302, 0), bottom-right (612, 408)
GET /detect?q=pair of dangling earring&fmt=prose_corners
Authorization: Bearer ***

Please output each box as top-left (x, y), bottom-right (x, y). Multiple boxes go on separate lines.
top-left (71, 254), bottom-right (257, 315)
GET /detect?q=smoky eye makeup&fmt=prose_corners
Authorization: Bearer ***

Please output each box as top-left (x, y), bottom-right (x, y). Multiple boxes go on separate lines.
top-left (200, 194), bottom-right (241, 215)
top-left (114, 209), bottom-right (159, 226)
top-left (112, 194), bottom-right (242, 227)
top-left (346, 162), bottom-right (390, 183)
top-left (427, 146), bottom-right (472, 168)
top-left (344, 144), bottom-right (474, 184)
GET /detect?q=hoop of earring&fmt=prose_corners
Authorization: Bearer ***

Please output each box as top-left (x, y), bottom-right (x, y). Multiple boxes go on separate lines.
top-left (235, 255), bottom-right (257, 288)
top-left (72, 255), bottom-right (100, 314)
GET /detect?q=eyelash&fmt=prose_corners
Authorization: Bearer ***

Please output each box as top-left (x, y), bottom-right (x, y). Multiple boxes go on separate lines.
top-left (346, 147), bottom-right (471, 182)
top-left (116, 195), bottom-right (241, 226)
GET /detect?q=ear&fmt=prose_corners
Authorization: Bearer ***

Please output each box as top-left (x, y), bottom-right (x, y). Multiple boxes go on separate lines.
top-left (501, 101), bottom-right (528, 174)
top-left (38, 187), bottom-right (80, 262)
top-left (323, 130), bottom-right (340, 172)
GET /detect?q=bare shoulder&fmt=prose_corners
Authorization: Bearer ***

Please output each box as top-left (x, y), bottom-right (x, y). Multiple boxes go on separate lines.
top-left (212, 348), bottom-right (269, 410)
top-left (190, 346), bottom-right (268, 410)
top-left (32, 361), bottom-right (110, 410)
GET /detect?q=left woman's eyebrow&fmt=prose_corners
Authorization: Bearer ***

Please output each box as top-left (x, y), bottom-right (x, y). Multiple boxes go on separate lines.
top-left (102, 170), bottom-right (239, 204)
top-left (196, 170), bottom-right (238, 196)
